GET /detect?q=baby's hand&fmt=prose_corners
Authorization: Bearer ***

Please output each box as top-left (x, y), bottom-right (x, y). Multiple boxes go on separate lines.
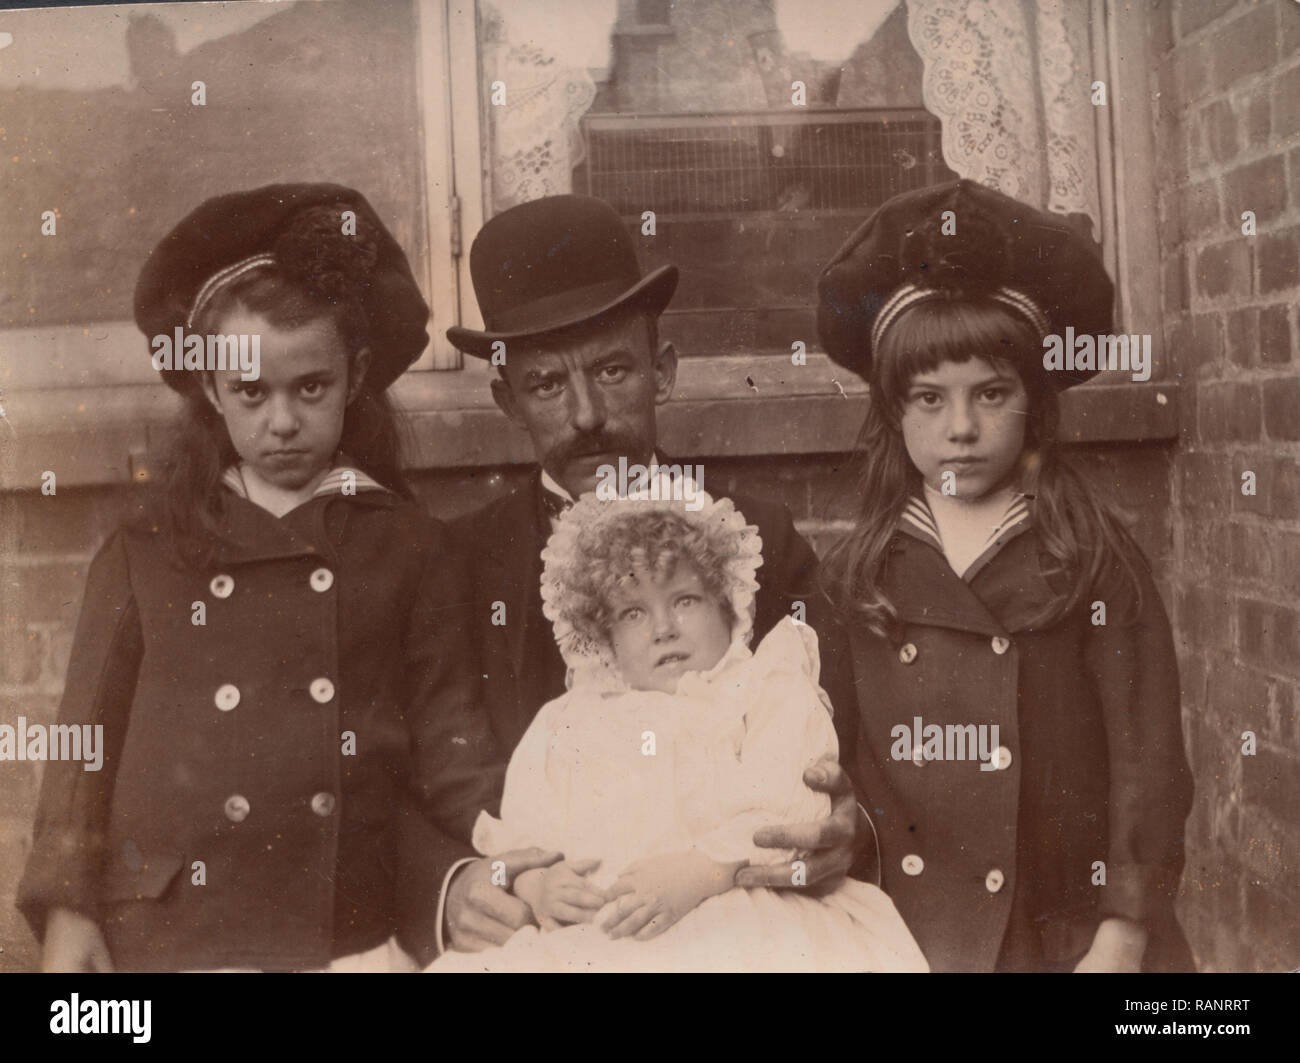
top-left (42, 908), bottom-right (114, 972)
top-left (601, 850), bottom-right (743, 941)
top-left (513, 859), bottom-right (607, 931)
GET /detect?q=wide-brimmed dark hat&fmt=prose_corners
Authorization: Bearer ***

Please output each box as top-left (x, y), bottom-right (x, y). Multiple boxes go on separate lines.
top-left (816, 179), bottom-right (1114, 389)
top-left (447, 195), bottom-right (678, 358)
top-left (135, 182), bottom-right (429, 394)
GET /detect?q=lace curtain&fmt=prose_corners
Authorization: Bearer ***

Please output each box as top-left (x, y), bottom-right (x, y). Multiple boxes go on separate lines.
top-left (481, 2), bottom-right (597, 214)
top-left (906, 0), bottom-right (1102, 237)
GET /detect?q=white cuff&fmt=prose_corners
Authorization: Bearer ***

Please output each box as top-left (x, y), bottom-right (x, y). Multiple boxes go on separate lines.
top-left (435, 857), bottom-right (479, 958)
top-left (858, 802), bottom-right (882, 888)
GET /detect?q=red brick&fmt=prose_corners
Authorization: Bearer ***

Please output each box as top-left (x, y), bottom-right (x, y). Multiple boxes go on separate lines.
top-left (1193, 99), bottom-right (1238, 166)
top-left (1225, 156), bottom-right (1288, 223)
top-left (1257, 227), bottom-right (1299, 294)
top-left (1258, 304), bottom-right (1294, 365)
top-left (0, 563), bottom-right (87, 627)
top-left (1166, 36), bottom-right (1215, 107)
top-left (1210, 6), bottom-right (1278, 93)
top-left (1181, 179), bottom-right (1222, 235)
top-left (1262, 377), bottom-right (1300, 441)
top-left (1276, 62), bottom-right (1300, 140)
top-left (1284, 0), bottom-right (1300, 55)
top-left (1237, 598), bottom-right (1300, 673)
top-left (1178, 582), bottom-right (1235, 650)
top-left (1179, 451), bottom-right (1232, 516)
top-left (1243, 86), bottom-right (1271, 149)
top-left (1224, 307), bottom-right (1258, 367)
top-left (1182, 516), bottom-right (1230, 573)
top-left (1269, 679), bottom-right (1299, 748)
top-left (1242, 747), bottom-right (1300, 831)
top-left (1225, 521), bottom-right (1273, 584)
top-left (1164, 251), bottom-right (1189, 314)
top-left (1196, 240), bottom-right (1251, 299)
top-left (1197, 381), bottom-right (1261, 443)
top-left (1176, 0), bottom-right (1236, 37)
top-left (1208, 656), bottom-right (1271, 730)
top-left (1231, 451), bottom-right (1272, 516)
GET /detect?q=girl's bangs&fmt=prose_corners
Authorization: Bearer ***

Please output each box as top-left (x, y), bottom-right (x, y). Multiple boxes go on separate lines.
top-left (875, 298), bottom-right (1040, 407)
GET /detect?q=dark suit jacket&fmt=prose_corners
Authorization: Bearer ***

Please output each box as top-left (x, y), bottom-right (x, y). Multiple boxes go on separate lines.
top-left (397, 474), bottom-right (856, 964)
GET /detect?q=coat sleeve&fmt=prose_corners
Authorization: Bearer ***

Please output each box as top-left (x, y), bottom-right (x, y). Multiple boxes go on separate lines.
top-left (1084, 536), bottom-right (1192, 927)
top-left (692, 620), bottom-right (838, 868)
top-left (395, 523), bottom-right (507, 964)
top-left (17, 530), bottom-right (143, 939)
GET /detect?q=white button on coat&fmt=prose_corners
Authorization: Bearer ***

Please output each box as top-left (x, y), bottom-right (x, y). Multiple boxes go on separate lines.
top-left (309, 568), bottom-right (334, 592)
top-left (898, 642), bottom-right (918, 664)
top-left (309, 677), bottom-right (335, 704)
top-left (214, 684), bottom-right (240, 712)
top-left (985, 869), bottom-right (1005, 893)
top-left (994, 745), bottom-right (1013, 770)
top-left (210, 574), bottom-right (234, 599)
top-left (901, 854), bottom-right (924, 876)
top-left (224, 794), bottom-right (250, 822)
top-left (311, 792), bottom-right (336, 817)
top-left (991, 636), bottom-right (1011, 655)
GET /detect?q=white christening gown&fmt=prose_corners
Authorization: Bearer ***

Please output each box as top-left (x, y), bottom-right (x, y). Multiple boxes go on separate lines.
top-left (429, 618), bottom-right (928, 973)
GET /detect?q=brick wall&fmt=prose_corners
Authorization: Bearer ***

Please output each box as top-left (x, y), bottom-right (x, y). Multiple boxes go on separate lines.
top-left (1154, 0), bottom-right (1299, 973)
top-left (0, 442), bottom-right (1173, 971)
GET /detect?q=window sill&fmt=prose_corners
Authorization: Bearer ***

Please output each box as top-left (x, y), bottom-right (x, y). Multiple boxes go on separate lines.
top-left (0, 354), bottom-right (1180, 490)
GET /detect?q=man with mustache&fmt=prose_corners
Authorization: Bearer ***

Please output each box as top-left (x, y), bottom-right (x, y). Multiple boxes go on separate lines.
top-left (417, 195), bottom-right (864, 957)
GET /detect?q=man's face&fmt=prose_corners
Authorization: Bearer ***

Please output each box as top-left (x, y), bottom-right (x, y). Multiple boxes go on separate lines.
top-left (491, 312), bottom-right (677, 499)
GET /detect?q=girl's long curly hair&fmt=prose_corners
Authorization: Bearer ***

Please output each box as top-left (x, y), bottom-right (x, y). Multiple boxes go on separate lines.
top-left (822, 297), bottom-right (1143, 640)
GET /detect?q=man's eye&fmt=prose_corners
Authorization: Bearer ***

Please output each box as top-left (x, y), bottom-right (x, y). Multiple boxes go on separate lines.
top-left (599, 365), bottom-right (629, 383)
top-left (532, 379), bottom-right (560, 396)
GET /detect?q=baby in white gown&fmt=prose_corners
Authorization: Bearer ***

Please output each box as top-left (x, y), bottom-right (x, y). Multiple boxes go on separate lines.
top-left (430, 483), bottom-right (927, 973)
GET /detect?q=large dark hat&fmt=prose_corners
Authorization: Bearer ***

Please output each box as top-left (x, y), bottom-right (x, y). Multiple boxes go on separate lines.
top-left (816, 179), bottom-right (1114, 389)
top-left (447, 195), bottom-right (678, 358)
top-left (134, 182), bottom-right (429, 394)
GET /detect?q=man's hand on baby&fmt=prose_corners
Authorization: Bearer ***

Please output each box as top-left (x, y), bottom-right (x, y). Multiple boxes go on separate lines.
top-left (445, 847), bottom-right (564, 951)
top-left (513, 859), bottom-right (607, 931)
top-left (734, 756), bottom-right (857, 893)
top-left (601, 850), bottom-right (741, 941)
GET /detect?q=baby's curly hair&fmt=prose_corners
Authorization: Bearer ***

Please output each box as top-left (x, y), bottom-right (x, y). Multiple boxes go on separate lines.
top-left (559, 508), bottom-right (740, 649)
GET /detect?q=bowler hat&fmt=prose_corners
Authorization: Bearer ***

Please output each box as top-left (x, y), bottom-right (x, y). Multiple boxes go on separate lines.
top-left (816, 179), bottom-right (1114, 389)
top-left (135, 183), bottom-right (429, 394)
top-left (447, 195), bottom-right (678, 358)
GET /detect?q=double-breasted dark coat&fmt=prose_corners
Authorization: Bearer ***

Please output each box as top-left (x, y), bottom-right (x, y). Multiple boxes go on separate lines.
top-left (822, 514), bottom-right (1194, 972)
top-left (395, 473), bottom-right (859, 961)
top-left (18, 484), bottom-right (502, 972)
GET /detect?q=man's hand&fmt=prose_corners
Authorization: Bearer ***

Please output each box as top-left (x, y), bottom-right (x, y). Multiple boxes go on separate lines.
top-left (42, 908), bottom-right (113, 973)
top-left (734, 757), bottom-right (858, 893)
top-left (513, 858), bottom-right (607, 931)
top-left (1074, 917), bottom-right (1148, 973)
top-left (444, 848), bottom-right (563, 952)
top-left (601, 850), bottom-right (743, 941)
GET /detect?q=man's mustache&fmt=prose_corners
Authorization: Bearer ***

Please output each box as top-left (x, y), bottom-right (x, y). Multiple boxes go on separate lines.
top-left (547, 430), bottom-right (647, 469)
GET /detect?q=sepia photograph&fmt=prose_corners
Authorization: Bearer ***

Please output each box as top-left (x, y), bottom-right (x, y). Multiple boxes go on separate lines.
top-left (0, 0), bottom-right (1295, 1017)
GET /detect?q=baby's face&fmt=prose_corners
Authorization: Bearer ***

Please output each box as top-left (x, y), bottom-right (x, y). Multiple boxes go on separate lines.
top-left (606, 564), bottom-right (732, 694)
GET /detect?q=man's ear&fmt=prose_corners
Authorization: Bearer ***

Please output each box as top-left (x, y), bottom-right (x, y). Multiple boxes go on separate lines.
top-left (491, 373), bottom-right (527, 427)
top-left (652, 340), bottom-right (678, 405)
top-left (347, 347), bottom-right (372, 403)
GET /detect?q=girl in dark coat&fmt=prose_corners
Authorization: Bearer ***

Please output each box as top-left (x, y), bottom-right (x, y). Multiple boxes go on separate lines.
top-left (815, 180), bottom-right (1194, 972)
top-left (18, 184), bottom-right (500, 972)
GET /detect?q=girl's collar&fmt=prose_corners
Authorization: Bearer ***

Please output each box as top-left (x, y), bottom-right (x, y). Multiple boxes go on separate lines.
top-left (219, 460), bottom-right (389, 502)
top-left (899, 488), bottom-right (1033, 583)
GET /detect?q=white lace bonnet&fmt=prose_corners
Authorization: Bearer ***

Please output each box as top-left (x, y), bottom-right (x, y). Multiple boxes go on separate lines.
top-left (539, 474), bottom-right (764, 689)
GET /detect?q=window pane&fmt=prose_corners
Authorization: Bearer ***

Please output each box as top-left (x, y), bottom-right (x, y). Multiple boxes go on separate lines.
top-left (479, 0), bottom-right (955, 356)
top-left (2, 0), bottom-right (426, 381)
